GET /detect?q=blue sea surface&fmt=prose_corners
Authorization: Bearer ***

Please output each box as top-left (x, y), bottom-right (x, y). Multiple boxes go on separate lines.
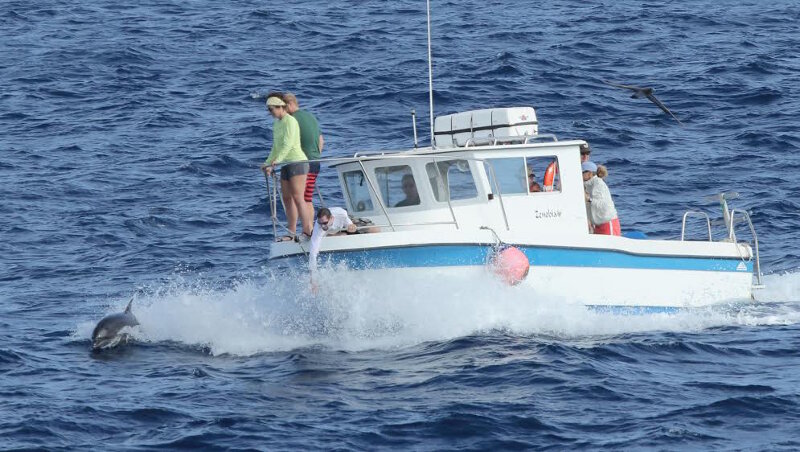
top-left (3, 0), bottom-right (800, 449)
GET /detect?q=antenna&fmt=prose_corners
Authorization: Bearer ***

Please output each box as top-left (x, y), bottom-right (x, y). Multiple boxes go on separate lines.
top-left (411, 109), bottom-right (419, 148)
top-left (426, 0), bottom-right (435, 148)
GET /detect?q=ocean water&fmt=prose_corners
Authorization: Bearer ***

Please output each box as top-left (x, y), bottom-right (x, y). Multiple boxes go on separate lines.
top-left (2, 0), bottom-right (800, 449)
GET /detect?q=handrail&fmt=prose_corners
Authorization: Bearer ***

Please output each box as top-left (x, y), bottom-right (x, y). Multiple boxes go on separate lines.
top-left (358, 220), bottom-right (463, 230)
top-left (524, 134), bottom-right (558, 143)
top-left (680, 211), bottom-right (712, 241)
top-left (266, 173), bottom-right (278, 239)
top-left (728, 209), bottom-right (763, 286)
top-left (431, 155), bottom-right (460, 230)
top-left (350, 138), bottom-right (575, 160)
top-left (482, 161), bottom-right (510, 231)
top-left (464, 134), bottom-right (558, 148)
top-left (265, 172), bottom-right (296, 239)
top-left (314, 166), bottom-right (327, 208)
top-left (357, 159), bottom-right (396, 232)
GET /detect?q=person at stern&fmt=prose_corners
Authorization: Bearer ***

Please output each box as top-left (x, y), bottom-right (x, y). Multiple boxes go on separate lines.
top-left (582, 161), bottom-right (621, 236)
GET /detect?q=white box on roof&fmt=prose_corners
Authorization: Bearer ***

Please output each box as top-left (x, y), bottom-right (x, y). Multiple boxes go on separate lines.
top-left (471, 109), bottom-right (494, 142)
top-left (433, 115), bottom-right (454, 148)
top-left (491, 107), bottom-right (538, 139)
top-left (433, 107), bottom-right (538, 148)
top-left (451, 111), bottom-right (473, 147)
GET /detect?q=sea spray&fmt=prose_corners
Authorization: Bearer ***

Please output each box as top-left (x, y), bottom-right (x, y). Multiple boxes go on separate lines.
top-left (76, 268), bottom-right (800, 356)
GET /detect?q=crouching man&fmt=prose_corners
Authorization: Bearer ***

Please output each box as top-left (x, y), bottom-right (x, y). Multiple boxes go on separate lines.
top-left (309, 207), bottom-right (356, 271)
top-left (308, 207), bottom-right (358, 292)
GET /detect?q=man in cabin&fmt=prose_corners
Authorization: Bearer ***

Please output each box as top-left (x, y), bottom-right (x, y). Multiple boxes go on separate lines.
top-left (394, 173), bottom-right (421, 207)
top-left (528, 170), bottom-right (542, 192)
top-left (582, 161), bottom-right (621, 236)
top-left (285, 93), bottom-right (324, 221)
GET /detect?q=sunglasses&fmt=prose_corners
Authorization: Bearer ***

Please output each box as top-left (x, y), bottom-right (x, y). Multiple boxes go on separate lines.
top-left (318, 217), bottom-right (331, 230)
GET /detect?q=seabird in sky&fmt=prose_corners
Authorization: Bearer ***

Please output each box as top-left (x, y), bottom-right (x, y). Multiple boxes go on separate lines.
top-left (603, 80), bottom-right (683, 125)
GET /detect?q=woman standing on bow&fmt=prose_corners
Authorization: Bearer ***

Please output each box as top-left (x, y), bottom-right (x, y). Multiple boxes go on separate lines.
top-left (261, 92), bottom-right (312, 240)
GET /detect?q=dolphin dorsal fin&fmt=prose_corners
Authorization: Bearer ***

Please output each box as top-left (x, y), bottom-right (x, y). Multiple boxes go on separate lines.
top-left (124, 297), bottom-right (134, 314)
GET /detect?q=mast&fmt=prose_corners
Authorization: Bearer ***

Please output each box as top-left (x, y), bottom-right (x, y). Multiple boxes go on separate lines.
top-left (426, 0), bottom-right (435, 148)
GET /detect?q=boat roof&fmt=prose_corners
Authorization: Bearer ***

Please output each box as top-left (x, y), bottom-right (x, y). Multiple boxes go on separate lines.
top-left (325, 138), bottom-right (587, 169)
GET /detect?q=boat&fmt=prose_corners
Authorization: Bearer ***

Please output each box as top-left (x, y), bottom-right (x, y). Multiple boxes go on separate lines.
top-left (266, 105), bottom-right (763, 309)
top-left (264, 3), bottom-right (763, 310)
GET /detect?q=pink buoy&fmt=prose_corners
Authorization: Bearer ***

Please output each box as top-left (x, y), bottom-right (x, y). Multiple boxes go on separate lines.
top-left (489, 246), bottom-right (530, 285)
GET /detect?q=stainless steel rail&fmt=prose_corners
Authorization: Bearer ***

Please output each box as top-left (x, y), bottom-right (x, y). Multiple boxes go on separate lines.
top-left (464, 134), bottom-right (558, 148)
top-left (430, 155), bottom-right (460, 230)
top-left (680, 211), bottom-right (712, 241)
top-left (728, 209), bottom-right (763, 287)
top-left (357, 159), bottom-right (396, 232)
top-left (524, 134), bottom-right (559, 143)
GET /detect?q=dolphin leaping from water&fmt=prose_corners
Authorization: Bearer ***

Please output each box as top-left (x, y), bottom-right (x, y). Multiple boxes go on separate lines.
top-left (91, 298), bottom-right (139, 350)
top-left (603, 80), bottom-right (683, 125)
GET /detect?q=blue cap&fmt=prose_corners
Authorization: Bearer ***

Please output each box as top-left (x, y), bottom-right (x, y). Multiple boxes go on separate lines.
top-left (581, 161), bottom-right (597, 173)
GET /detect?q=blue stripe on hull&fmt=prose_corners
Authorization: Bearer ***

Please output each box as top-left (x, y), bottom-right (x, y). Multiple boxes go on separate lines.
top-left (586, 305), bottom-right (681, 315)
top-left (312, 244), bottom-right (753, 273)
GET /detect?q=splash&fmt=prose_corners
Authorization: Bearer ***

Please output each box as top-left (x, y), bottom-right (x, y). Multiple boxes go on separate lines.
top-left (76, 268), bottom-right (800, 356)
top-left (754, 270), bottom-right (800, 303)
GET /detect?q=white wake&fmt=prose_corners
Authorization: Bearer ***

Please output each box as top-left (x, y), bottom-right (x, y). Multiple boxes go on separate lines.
top-left (75, 268), bottom-right (800, 356)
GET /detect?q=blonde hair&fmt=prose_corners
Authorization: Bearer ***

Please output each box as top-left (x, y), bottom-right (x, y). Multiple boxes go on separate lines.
top-left (283, 92), bottom-right (298, 106)
top-left (597, 164), bottom-right (608, 179)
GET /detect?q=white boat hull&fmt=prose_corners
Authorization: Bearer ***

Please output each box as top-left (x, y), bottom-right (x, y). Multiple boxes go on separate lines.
top-left (335, 265), bottom-right (752, 308)
top-left (273, 234), bottom-right (756, 309)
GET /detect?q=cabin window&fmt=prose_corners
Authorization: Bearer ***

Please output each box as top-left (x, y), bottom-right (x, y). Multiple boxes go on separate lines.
top-left (374, 165), bottom-right (420, 208)
top-left (426, 159), bottom-right (478, 202)
top-left (342, 170), bottom-right (374, 212)
top-left (526, 156), bottom-right (561, 193)
top-left (485, 158), bottom-right (528, 195)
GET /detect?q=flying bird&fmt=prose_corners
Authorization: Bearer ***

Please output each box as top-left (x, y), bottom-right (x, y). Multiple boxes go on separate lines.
top-left (603, 80), bottom-right (683, 125)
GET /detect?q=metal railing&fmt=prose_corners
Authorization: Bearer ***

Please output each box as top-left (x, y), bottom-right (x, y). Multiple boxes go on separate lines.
top-left (680, 211), bottom-right (712, 241)
top-left (728, 209), bottom-right (763, 287)
top-left (265, 173), bottom-right (279, 239)
top-left (680, 195), bottom-right (764, 288)
top-left (463, 133), bottom-right (558, 148)
top-left (524, 134), bottom-right (559, 143)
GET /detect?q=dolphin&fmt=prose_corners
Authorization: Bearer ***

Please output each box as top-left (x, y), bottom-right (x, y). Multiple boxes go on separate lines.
top-left (603, 80), bottom-right (683, 124)
top-left (91, 298), bottom-right (139, 350)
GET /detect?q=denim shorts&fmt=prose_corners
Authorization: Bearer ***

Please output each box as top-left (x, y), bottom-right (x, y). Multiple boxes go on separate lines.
top-left (280, 162), bottom-right (310, 181)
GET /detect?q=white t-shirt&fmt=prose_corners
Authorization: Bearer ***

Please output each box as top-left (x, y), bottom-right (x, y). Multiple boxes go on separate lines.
top-left (309, 207), bottom-right (354, 272)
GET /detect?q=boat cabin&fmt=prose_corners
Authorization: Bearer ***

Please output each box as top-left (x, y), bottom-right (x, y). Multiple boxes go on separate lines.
top-left (332, 137), bottom-right (590, 238)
